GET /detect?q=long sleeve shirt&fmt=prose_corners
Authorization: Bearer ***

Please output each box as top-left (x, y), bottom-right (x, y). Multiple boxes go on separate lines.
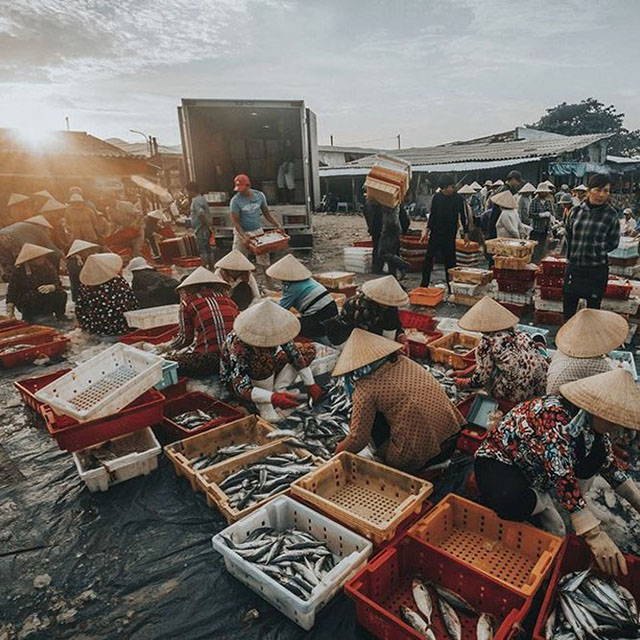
top-left (279, 278), bottom-right (333, 316)
top-left (518, 195), bottom-right (532, 225)
top-left (565, 201), bottom-right (620, 267)
top-left (428, 192), bottom-right (467, 240)
top-left (476, 396), bottom-right (628, 513)
top-left (496, 208), bottom-right (528, 239)
top-left (76, 276), bottom-right (139, 335)
top-left (529, 197), bottom-right (554, 234)
top-left (7, 261), bottom-right (63, 307)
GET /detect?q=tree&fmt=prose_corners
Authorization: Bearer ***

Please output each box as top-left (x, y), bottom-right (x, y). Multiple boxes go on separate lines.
top-left (529, 98), bottom-right (640, 156)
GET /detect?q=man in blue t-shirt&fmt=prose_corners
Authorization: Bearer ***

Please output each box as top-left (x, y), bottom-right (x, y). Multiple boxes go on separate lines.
top-left (229, 174), bottom-right (285, 272)
top-left (186, 181), bottom-right (215, 269)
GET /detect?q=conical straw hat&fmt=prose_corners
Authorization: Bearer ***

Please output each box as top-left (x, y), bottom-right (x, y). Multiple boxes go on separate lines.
top-left (66, 239), bottom-right (99, 258)
top-left (333, 328), bottom-right (403, 377)
top-left (361, 275), bottom-right (409, 307)
top-left (8, 193), bottom-right (29, 207)
top-left (560, 369), bottom-right (640, 431)
top-left (518, 182), bottom-right (536, 194)
top-left (470, 181), bottom-right (482, 191)
top-left (574, 184), bottom-right (587, 192)
top-left (265, 254), bottom-right (311, 281)
top-left (39, 199), bottom-right (66, 214)
top-left (555, 309), bottom-right (628, 357)
top-left (176, 266), bottom-right (228, 289)
top-left (127, 256), bottom-right (152, 272)
top-left (25, 215), bottom-right (52, 229)
top-left (543, 180), bottom-right (555, 189)
top-left (215, 249), bottom-right (255, 271)
top-left (33, 190), bottom-right (55, 200)
top-left (491, 191), bottom-right (517, 209)
top-left (234, 299), bottom-right (300, 347)
top-left (15, 243), bottom-right (54, 266)
top-left (458, 184), bottom-right (475, 195)
top-left (80, 253), bottom-right (123, 286)
top-left (534, 182), bottom-right (551, 194)
top-left (493, 179), bottom-right (504, 186)
top-left (458, 296), bottom-right (518, 332)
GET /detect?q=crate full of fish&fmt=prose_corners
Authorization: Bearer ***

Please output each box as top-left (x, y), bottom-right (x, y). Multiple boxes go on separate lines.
top-left (533, 535), bottom-right (640, 640)
top-left (346, 534), bottom-right (531, 640)
top-left (291, 452), bottom-right (433, 545)
top-left (427, 332), bottom-right (479, 370)
top-left (14, 368), bottom-right (71, 415)
top-left (485, 238), bottom-right (537, 258)
top-left (158, 391), bottom-right (244, 442)
top-left (212, 495), bottom-right (372, 630)
top-left (248, 231), bottom-right (290, 256)
top-left (0, 335), bottom-right (69, 369)
top-left (124, 304), bottom-right (180, 330)
top-left (197, 439), bottom-right (320, 523)
top-left (72, 427), bottom-right (161, 492)
top-left (164, 415), bottom-right (278, 490)
top-left (405, 329), bottom-right (443, 359)
top-left (408, 493), bottom-right (563, 597)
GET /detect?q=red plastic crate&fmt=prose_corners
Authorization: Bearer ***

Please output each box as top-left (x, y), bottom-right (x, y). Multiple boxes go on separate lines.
top-left (398, 309), bottom-right (437, 332)
top-left (161, 376), bottom-right (188, 400)
top-left (499, 301), bottom-right (530, 318)
top-left (534, 310), bottom-right (564, 326)
top-left (539, 286), bottom-right (563, 301)
top-left (493, 265), bottom-right (537, 283)
top-left (42, 388), bottom-right (165, 451)
top-left (345, 535), bottom-right (531, 640)
top-left (155, 265), bottom-right (173, 276)
top-left (0, 319), bottom-right (26, 331)
top-left (605, 279), bottom-right (632, 300)
top-left (119, 324), bottom-right (179, 345)
top-left (540, 256), bottom-right (567, 276)
top-left (353, 240), bottom-right (373, 248)
top-left (496, 279), bottom-right (533, 294)
top-left (173, 256), bottom-right (202, 268)
top-left (535, 272), bottom-right (564, 288)
top-left (14, 368), bottom-right (70, 414)
top-left (407, 331), bottom-right (443, 359)
top-left (159, 391), bottom-right (244, 442)
top-left (0, 336), bottom-right (69, 369)
top-left (401, 234), bottom-right (429, 250)
top-left (533, 535), bottom-right (640, 640)
top-left (456, 394), bottom-right (516, 419)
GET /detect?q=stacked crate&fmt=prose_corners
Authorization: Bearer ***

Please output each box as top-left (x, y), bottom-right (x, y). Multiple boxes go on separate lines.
top-left (364, 154), bottom-right (411, 209)
top-left (400, 232), bottom-right (428, 273)
top-left (609, 237), bottom-right (640, 278)
top-left (533, 256), bottom-right (567, 325)
top-left (447, 267), bottom-right (493, 307)
top-left (455, 239), bottom-right (484, 267)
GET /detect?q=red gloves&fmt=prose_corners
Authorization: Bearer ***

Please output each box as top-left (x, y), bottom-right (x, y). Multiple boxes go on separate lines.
top-left (272, 392), bottom-right (300, 409)
top-left (455, 377), bottom-right (471, 388)
top-left (307, 384), bottom-right (324, 403)
top-left (334, 439), bottom-right (347, 455)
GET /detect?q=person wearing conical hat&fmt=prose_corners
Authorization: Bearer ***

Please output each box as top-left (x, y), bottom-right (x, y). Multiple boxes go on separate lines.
top-left (455, 297), bottom-right (549, 403)
top-left (546, 309), bottom-right (627, 395)
top-left (492, 191), bottom-right (531, 240)
top-left (266, 254), bottom-right (338, 341)
top-left (164, 267), bottom-right (238, 377)
top-left (66, 239), bottom-right (100, 302)
top-left (516, 183), bottom-right (535, 225)
top-left (220, 299), bottom-right (320, 422)
top-left (66, 192), bottom-right (103, 244)
top-left (127, 256), bottom-right (179, 309)
top-left (485, 171), bottom-right (522, 245)
top-left (333, 329), bottom-right (465, 472)
top-left (39, 199), bottom-right (71, 254)
top-left (476, 368), bottom-right (640, 576)
top-left (327, 275), bottom-right (408, 347)
top-left (528, 182), bottom-right (556, 263)
top-left (572, 183), bottom-right (587, 205)
top-left (5, 193), bottom-right (32, 224)
top-left (213, 249), bottom-right (261, 311)
top-left (76, 253), bottom-right (138, 335)
top-left (6, 244), bottom-right (67, 321)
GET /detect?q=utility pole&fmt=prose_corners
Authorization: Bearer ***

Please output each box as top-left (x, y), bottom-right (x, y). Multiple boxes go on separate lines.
top-left (65, 116), bottom-right (70, 131)
top-left (330, 135), bottom-right (334, 146)
top-left (397, 134), bottom-right (401, 150)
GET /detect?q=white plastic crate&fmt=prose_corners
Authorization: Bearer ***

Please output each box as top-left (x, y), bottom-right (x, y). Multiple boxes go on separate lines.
top-left (212, 495), bottom-right (372, 630)
top-left (533, 295), bottom-right (563, 312)
top-left (310, 342), bottom-right (340, 376)
top-left (450, 281), bottom-right (487, 297)
top-left (344, 247), bottom-right (373, 274)
top-left (124, 304), bottom-right (180, 329)
top-left (601, 296), bottom-right (640, 315)
top-left (72, 428), bottom-right (161, 492)
top-left (35, 343), bottom-right (163, 422)
top-left (493, 289), bottom-right (534, 305)
top-left (608, 350), bottom-right (638, 381)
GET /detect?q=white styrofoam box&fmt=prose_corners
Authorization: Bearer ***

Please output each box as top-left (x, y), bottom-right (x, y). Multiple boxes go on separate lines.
top-left (212, 496), bottom-right (372, 630)
top-left (73, 428), bottom-right (161, 492)
top-left (533, 295), bottom-right (563, 312)
top-left (450, 282), bottom-right (488, 297)
top-left (493, 290), bottom-right (534, 305)
top-left (610, 264), bottom-right (639, 277)
top-left (310, 343), bottom-right (340, 376)
top-left (601, 296), bottom-right (640, 315)
top-left (124, 304), bottom-right (180, 330)
top-left (516, 323), bottom-right (550, 340)
top-left (608, 350), bottom-right (638, 381)
top-left (35, 343), bottom-right (163, 422)
top-left (435, 317), bottom-right (480, 338)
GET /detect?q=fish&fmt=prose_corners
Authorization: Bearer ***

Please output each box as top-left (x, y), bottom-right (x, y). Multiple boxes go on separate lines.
top-left (477, 613), bottom-right (495, 640)
top-left (431, 584), bottom-right (477, 616)
top-left (437, 598), bottom-right (462, 640)
top-left (412, 579), bottom-right (433, 625)
top-left (400, 606), bottom-right (432, 638)
top-left (173, 408), bottom-right (217, 430)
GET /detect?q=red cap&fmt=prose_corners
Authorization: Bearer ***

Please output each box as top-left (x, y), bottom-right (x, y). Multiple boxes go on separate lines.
top-left (233, 174), bottom-right (251, 191)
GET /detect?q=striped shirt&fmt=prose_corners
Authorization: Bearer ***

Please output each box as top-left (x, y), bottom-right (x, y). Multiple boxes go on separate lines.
top-left (279, 278), bottom-right (333, 316)
top-left (528, 196), bottom-right (554, 233)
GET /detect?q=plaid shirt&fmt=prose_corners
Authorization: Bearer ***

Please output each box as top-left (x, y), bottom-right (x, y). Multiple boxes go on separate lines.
top-left (566, 201), bottom-right (620, 267)
top-left (528, 196), bottom-right (554, 233)
top-left (171, 289), bottom-right (238, 355)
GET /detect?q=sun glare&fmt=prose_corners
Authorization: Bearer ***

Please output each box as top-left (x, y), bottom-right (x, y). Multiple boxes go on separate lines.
top-left (12, 126), bottom-right (56, 149)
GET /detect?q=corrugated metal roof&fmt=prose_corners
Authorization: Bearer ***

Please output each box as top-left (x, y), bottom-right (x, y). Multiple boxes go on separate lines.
top-left (607, 154), bottom-right (640, 164)
top-left (331, 133), bottom-right (610, 170)
top-left (0, 129), bottom-right (138, 158)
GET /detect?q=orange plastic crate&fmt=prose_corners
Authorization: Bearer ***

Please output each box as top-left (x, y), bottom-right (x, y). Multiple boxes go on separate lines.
top-left (408, 494), bottom-right (562, 597)
top-left (408, 287), bottom-right (444, 307)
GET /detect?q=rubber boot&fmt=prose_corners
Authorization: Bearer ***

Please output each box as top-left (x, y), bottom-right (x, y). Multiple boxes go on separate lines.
top-left (250, 375), bottom-right (280, 423)
top-left (532, 490), bottom-right (567, 536)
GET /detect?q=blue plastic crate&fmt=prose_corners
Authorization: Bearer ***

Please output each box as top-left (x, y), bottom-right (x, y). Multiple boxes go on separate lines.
top-left (155, 360), bottom-right (179, 391)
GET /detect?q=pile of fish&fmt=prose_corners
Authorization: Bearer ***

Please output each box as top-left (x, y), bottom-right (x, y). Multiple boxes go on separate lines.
top-left (221, 526), bottom-right (336, 600)
top-left (266, 381), bottom-right (352, 459)
top-left (401, 578), bottom-right (495, 640)
top-left (218, 453), bottom-right (316, 511)
top-left (451, 344), bottom-right (472, 355)
top-left (251, 232), bottom-right (287, 247)
top-left (545, 568), bottom-right (640, 640)
top-left (422, 363), bottom-right (474, 404)
top-left (187, 443), bottom-right (259, 471)
top-left (172, 408), bottom-right (218, 430)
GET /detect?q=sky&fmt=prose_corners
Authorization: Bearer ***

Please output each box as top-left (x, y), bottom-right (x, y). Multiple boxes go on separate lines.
top-left (1, 0), bottom-right (639, 149)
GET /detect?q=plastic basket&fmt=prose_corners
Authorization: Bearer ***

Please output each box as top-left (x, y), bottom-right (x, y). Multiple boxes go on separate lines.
top-left (535, 272), bottom-right (564, 288)
top-left (533, 295), bottom-right (563, 312)
top-left (605, 278), bottom-right (632, 300)
top-left (450, 281), bottom-right (485, 297)
top-left (0, 324), bottom-right (57, 345)
top-left (0, 336), bottom-right (69, 369)
top-left (0, 319), bottom-right (26, 331)
top-left (427, 332), bottom-right (480, 370)
top-left (345, 535), bottom-right (531, 640)
top-left (212, 495), bottom-right (373, 630)
top-left (314, 271), bottom-right (355, 289)
top-left (540, 256), bottom-right (567, 276)
top-left (408, 493), bottom-right (562, 597)
top-left (451, 293), bottom-right (484, 307)
top-left (496, 279), bottom-right (534, 294)
top-left (493, 263), bottom-right (538, 283)
top-left (161, 376), bottom-right (188, 400)
top-left (539, 286), bottom-right (563, 301)
top-left (400, 234), bottom-right (429, 250)
top-left (406, 330), bottom-right (443, 359)
top-left (352, 240), bottom-right (373, 248)
top-left (447, 267), bottom-right (493, 285)
top-left (158, 391), bottom-right (244, 442)
top-left (14, 368), bottom-right (71, 414)
top-left (72, 427), bottom-right (161, 493)
top-left (455, 238), bottom-right (480, 253)
top-left (248, 231), bottom-right (290, 256)
top-left (34, 343), bottom-right (164, 422)
top-left (124, 304), bottom-right (180, 330)
top-left (398, 309), bottom-right (437, 332)
top-left (42, 388), bottom-right (165, 452)
top-left (532, 535), bottom-right (640, 640)
top-left (164, 415), bottom-right (277, 489)
top-left (485, 238), bottom-right (537, 258)
top-left (493, 289), bottom-right (534, 305)
top-left (155, 359), bottom-right (179, 391)
top-left (609, 349), bottom-right (638, 380)
top-left (500, 301), bottom-right (530, 318)
top-left (493, 254), bottom-right (533, 270)
top-left (118, 324), bottom-right (179, 345)
top-left (408, 287), bottom-right (445, 307)
top-left (197, 439), bottom-right (320, 523)
top-left (609, 255), bottom-right (639, 267)
top-left (291, 452), bottom-right (433, 545)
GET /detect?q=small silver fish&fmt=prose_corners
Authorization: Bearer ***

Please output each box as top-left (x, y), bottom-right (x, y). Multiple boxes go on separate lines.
top-left (400, 606), bottom-right (431, 638)
top-left (476, 613), bottom-right (495, 640)
top-left (438, 598), bottom-right (462, 640)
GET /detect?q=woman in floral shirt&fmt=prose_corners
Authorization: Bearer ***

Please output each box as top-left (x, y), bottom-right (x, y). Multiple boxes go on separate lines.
top-left (76, 253), bottom-right (138, 335)
top-left (475, 369), bottom-right (640, 577)
top-left (456, 296), bottom-right (548, 402)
